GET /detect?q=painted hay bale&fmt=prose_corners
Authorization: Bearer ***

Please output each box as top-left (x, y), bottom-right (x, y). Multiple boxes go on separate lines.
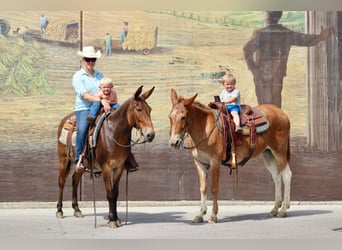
top-left (43, 19), bottom-right (79, 43)
top-left (122, 25), bottom-right (158, 51)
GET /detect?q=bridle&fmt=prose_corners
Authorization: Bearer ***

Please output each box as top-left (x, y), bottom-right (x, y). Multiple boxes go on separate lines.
top-left (178, 108), bottom-right (221, 150)
top-left (110, 97), bottom-right (150, 148)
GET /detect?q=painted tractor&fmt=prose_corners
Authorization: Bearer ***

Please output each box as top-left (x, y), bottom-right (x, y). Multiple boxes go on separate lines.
top-left (0, 18), bottom-right (10, 35)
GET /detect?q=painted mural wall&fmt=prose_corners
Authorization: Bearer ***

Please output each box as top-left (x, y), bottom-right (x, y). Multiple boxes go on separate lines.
top-left (0, 11), bottom-right (341, 202)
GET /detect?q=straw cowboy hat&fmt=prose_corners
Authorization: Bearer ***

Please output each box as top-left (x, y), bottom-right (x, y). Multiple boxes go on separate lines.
top-left (77, 46), bottom-right (101, 58)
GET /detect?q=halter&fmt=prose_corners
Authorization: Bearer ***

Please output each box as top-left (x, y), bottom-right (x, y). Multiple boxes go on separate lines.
top-left (110, 97), bottom-right (150, 148)
top-left (181, 109), bottom-right (221, 149)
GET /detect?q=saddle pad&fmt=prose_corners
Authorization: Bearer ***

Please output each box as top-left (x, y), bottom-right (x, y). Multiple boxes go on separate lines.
top-left (59, 126), bottom-right (76, 146)
top-left (90, 112), bottom-right (109, 148)
top-left (251, 108), bottom-right (269, 134)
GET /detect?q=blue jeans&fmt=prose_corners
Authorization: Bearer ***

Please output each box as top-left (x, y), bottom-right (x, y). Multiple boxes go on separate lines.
top-left (89, 101), bottom-right (120, 118)
top-left (74, 110), bottom-right (89, 164)
top-left (120, 32), bottom-right (126, 44)
top-left (105, 42), bottom-right (112, 56)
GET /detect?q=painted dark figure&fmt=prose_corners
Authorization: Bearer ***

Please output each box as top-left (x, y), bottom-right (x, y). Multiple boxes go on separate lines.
top-left (243, 11), bottom-right (333, 108)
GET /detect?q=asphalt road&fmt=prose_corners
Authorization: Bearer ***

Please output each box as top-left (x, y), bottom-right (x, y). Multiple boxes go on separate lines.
top-left (1, 201), bottom-right (342, 239)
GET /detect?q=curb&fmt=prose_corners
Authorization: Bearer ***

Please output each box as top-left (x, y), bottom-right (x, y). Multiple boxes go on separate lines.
top-left (1, 200), bottom-right (342, 209)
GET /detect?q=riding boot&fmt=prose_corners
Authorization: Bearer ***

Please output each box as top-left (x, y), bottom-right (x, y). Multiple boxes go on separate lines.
top-left (125, 151), bottom-right (139, 172)
top-left (87, 116), bottom-right (95, 128)
top-left (221, 142), bottom-right (231, 167)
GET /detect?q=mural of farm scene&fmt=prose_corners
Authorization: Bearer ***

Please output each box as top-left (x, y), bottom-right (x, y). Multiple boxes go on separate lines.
top-left (0, 11), bottom-right (341, 203)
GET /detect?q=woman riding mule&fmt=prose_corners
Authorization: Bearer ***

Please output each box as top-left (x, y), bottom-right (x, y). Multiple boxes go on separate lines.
top-left (72, 46), bottom-right (138, 173)
top-left (168, 88), bottom-right (292, 223)
top-left (56, 85), bottom-right (155, 228)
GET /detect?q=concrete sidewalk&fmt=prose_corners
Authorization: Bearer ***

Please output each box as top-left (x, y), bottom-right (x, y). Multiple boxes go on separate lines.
top-left (1, 201), bottom-right (342, 239)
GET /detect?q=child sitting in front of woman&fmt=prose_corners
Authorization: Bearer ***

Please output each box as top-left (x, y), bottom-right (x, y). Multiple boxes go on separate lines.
top-left (87, 77), bottom-right (120, 127)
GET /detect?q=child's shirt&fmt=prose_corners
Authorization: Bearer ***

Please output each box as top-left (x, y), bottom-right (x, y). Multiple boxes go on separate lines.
top-left (219, 88), bottom-right (241, 106)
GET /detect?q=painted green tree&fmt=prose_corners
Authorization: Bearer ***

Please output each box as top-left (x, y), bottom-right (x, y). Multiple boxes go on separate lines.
top-left (0, 35), bottom-right (54, 96)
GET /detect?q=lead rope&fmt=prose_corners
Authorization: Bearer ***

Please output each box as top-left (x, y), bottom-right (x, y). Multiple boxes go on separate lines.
top-left (92, 170), bottom-right (97, 228)
top-left (125, 169), bottom-right (129, 225)
top-left (226, 114), bottom-right (239, 188)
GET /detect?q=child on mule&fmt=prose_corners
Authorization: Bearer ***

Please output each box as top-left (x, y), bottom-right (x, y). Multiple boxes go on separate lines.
top-left (219, 73), bottom-right (242, 132)
top-left (87, 77), bottom-right (120, 127)
top-left (86, 77), bottom-right (139, 172)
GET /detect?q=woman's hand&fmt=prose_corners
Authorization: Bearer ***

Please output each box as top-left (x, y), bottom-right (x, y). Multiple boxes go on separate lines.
top-left (101, 99), bottom-right (111, 112)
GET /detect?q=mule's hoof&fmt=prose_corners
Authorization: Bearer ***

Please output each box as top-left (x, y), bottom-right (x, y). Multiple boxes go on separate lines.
top-left (192, 216), bottom-right (204, 223)
top-left (269, 208), bottom-right (278, 217)
top-left (276, 211), bottom-right (287, 218)
top-left (208, 216), bottom-right (218, 223)
top-left (73, 211), bottom-right (84, 218)
top-left (108, 219), bottom-right (122, 228)
top-left (108, 221), bottom-right (118, 228)
top-left (116, 219), bottom-right (122, 227)
top-left (56, 211), bottom-right (64, 219)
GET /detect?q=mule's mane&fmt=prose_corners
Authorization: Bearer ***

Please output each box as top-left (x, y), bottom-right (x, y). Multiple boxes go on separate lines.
top-left (193, 101), bottom-right (210, 111)
top-left (108, 95), bottom-right (148, 120)
top-left (119, 97), bottom-right (132, 109)
top-left (176, 95), bottom-right (211, 113)
top-left (106, 97), bottom-right (131, 121)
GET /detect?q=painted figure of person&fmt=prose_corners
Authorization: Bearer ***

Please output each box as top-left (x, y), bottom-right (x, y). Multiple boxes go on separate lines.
top-left (105, 32), bottom-right (112, 56)
top-left (40, 14), bottom-right (48, 35)
top-left (120, 21), bottom-right (128, 44)
top-left (243, 11), bottom-right (334, 108)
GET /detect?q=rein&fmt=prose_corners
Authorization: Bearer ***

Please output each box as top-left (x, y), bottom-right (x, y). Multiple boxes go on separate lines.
top-left (111, 129), bottom-right (147, 148)
top-left (182, 109), bottom-right (221, 149)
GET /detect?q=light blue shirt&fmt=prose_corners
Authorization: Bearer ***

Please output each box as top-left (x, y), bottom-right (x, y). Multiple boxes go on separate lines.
top-left (40, 15), bottom-right (47, 27)
top-left (72, 68), bottom-right (104, 111)
top-left (219, 88), bottom-right (240, 106)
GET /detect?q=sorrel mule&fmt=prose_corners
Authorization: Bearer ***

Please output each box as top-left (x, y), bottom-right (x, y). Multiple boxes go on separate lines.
top-left (168, 88), bottom-right (292, 223)
top-left (56, 86), bottom-right (155, 227)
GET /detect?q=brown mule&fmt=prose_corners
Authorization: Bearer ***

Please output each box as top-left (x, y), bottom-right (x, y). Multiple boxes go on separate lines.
top-left (168, 88), bottom-right (292, 223)
top-left (56, 86), bottom-right (155, 227)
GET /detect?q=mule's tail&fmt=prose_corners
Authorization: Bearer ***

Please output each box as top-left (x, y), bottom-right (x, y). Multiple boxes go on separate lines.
top-left (287, 136), bottom-right (291, 163)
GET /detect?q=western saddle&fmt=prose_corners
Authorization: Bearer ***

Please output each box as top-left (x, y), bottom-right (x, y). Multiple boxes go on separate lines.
top-left (208, 101), bottom-right (269, 172)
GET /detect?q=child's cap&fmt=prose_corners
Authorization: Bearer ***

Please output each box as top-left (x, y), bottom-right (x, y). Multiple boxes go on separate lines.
top-left (99, 77), bottom-right (113, 87)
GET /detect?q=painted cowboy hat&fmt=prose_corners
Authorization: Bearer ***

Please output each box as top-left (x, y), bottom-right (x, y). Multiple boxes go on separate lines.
top-left (77, 46), bottom-right (101, 58)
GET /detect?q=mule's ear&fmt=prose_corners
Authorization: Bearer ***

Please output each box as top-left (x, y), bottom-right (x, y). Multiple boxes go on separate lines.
top-left (184, 93), bottom-right (198, 106)
top-left (140, 86), bottom-right (155, 100)
top-left (170, 88), bottom-right (178, 106)
top-left (134, 85), bottom-right (144, 100)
